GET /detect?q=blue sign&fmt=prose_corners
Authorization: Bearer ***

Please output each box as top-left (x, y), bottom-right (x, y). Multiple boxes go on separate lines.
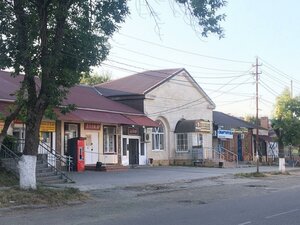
top-left (217, 129), bottom-right (233, 139)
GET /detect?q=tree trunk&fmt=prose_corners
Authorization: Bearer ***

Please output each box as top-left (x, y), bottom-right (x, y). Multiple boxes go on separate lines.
top-left (278, 139), bottom-right (285, 173)
top-left (20, 98), bottom-right (48, 190)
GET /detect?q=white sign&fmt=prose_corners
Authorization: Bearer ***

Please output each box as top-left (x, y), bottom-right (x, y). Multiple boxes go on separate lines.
top-left (217, 129), bottom-right (233, 139)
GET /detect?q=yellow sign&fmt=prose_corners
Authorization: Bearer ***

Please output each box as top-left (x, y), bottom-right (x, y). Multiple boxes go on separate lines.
top-left (40, 121), bottom-right (56, 132)
top-left (0, 121), bottom-right (4, 132)
top-left (195, 120), bottom-right (212, 133)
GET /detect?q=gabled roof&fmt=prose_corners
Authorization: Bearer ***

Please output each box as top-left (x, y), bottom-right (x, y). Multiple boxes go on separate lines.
top-left (96, 68), bottom-right (215, 107)
top-left (213, 111), bottom-right (256, 130)
top-left (96, 68), bottom-right (181, 95)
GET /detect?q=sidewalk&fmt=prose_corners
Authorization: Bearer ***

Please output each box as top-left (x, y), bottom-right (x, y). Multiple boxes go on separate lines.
top-left (58, 166), bottom-right (300, 191)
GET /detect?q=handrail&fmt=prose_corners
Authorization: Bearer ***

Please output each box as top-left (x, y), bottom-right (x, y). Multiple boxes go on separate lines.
top-left (37, 152), bottom-right (73, 183)
top-left (9, 139), bottom-right (73, 182)
top-left (219, 146), bottom-right (238, 167)
top-left (39, 141), bottom-right (74, 171)
top-left (0, 143), bottom-right (20, 177)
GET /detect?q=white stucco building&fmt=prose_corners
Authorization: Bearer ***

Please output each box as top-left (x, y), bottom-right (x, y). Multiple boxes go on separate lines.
top-left (96, 68), bottom-right (215, 165)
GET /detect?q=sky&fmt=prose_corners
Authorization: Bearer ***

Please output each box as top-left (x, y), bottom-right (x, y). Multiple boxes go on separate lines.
top-left (97, 0), bottom-right (300, 118)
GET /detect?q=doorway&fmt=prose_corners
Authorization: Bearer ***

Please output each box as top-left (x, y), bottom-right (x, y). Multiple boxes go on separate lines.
top-left (129, 139), bottom-right (139, 165)
top-left (237, 134), bottom-right (243, 161)
top-left (85, 132), bottom-right (99, 165)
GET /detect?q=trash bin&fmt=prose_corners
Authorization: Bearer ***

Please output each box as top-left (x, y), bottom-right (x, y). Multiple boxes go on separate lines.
top-left (219, 162), bottom-right (224, 168)
top-left (149, 158), bottom-right (153, 165)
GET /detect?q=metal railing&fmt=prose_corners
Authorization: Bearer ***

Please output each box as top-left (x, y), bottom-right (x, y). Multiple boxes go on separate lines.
top-left (1, 139), bottom-right (73, 183)
top-left (39, 141), bottom-right (74, 172)
top-left (0, 143), bottom-right (21, 177)
top-left (218, 146), bottom-right (238, 167)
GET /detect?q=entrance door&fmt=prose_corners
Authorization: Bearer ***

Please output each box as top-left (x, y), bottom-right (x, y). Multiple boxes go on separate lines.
top-left (85, 132), bottom-right (99, 165)
top-left (237, 134), bottom-right (243, 161)
top-left (129, 139), bottom-right (139, 165)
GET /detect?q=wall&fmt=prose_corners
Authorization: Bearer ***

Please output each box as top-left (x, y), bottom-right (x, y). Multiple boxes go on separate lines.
top-left (144, 71), bottom-right (214, 164)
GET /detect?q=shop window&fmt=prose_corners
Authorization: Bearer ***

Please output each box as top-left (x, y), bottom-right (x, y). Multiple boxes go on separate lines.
top-left (176, 133), bottom-right (188, 152)
top-left (122, 138), bottom-right (127, 156)
top-left (104, 126), bottom-right (116, 154)
top-left (152, 122), bottom-right (164, 151)
top-left (141, 143), bottom-right (145, 156)
top-left (64, 123), bottom-right (80, 154)
top-left (192, 133), bottom-right (203, 148)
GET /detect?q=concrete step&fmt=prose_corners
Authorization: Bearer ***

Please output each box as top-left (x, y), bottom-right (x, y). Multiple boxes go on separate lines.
top-left (85, 164), bottom-right (128, 172)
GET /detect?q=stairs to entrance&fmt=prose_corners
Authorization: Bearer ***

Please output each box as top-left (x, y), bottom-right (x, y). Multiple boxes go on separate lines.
top-left (36, 155), bottom-right (69, 184)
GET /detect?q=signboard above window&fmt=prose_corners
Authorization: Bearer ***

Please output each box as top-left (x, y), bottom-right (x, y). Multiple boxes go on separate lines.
top-left (195, 120), bottom-right (212, 133)
top-left (84, 123), bottom-right (101, 130)
top-left (217, 129), bottom-right (233, 139)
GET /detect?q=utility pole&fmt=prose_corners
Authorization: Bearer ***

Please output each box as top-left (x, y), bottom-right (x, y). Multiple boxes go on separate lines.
top-left (254, 57), bottom-right (262, 173)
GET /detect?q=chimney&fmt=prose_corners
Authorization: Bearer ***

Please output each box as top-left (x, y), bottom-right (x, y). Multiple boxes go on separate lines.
top-left (260, 117), bottom-right (269, 129)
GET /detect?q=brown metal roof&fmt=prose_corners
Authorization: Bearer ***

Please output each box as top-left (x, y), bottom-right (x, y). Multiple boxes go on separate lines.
top-left (125, 115), bottom-right (159, 127)
top-left (96, 68), bottom-right (183, 95)
top-left (57, 109), bottom-right (135, 125)
top-left (0, 71), bottom-right (24, 101)
top-left (63, 85), bottom-right (144, 115)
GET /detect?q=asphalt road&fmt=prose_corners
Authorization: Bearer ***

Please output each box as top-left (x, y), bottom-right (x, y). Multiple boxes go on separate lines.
top-left (1, 170), bottom-right (300, 225)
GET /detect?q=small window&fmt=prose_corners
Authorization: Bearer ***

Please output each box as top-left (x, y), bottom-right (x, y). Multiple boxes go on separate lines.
top-left (176, 133), bottom-right (188, 152)
top-left (141, 143), bottom-right (145, 156)
top-left (103, 126), bottom-right (116, 154)
top-left (122, 138), bottom-right (127, 156)
top-left (152, 121), bottom-right (165, 151)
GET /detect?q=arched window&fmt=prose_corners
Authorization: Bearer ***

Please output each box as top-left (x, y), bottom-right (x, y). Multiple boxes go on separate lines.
top-left (152, 121), bottom-right (164, 151)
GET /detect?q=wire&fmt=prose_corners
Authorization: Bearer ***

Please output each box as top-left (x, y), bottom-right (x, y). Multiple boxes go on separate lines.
top-left (113, 45), bottom-right (249, 72)
top-left (118, 33), bottom-right (252, 64)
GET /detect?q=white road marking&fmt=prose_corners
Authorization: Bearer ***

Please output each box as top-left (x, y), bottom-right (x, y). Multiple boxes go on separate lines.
top-left (265, 209), bottom-right (300, 219)
top-left (238, 221), bottom-right (252, 225)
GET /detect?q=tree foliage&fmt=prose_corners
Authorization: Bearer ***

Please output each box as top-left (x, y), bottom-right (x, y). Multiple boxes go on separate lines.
top-left (0, 0), bottom-right (226, 157)
top-left (80, 72), bottom-right (111, 85)
top-left (0, 0), bottom-right (129, 155)
top-left (271, 88), bottom-right (300, 148)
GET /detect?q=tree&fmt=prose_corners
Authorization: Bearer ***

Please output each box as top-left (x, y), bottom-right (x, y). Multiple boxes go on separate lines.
top-left (271, 88), bottom-right (300, 172)
top-left (0, 0), bottom-right (226, 189)
top-left (80, 72), bottom-right (111, 85)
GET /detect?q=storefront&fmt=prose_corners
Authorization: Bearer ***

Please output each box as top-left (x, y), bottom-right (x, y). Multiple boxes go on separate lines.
top-left (174, 119), bottom-right (212, 163)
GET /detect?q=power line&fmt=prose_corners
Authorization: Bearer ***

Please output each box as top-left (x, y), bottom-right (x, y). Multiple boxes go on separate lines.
top-left (113, 45), bottom-right (249, 72)
top-left (118, 33), bottom-right (252, 64)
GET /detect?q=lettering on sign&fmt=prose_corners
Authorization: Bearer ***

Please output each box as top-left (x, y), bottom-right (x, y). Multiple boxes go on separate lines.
top-left (40, 121), bottom-right (56, 132)
top-left (217, 129), bottom-right (233, 139)
top-left (84, 123), bottom-right (101, 130)
top-left (195, 120), bottom-right (212, 133)
top-left (128, 127), bottom-right (138, 135)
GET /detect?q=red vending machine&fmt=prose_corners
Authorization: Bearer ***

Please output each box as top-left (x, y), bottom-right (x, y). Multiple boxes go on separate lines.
top-left (67, 137), bottom-right (85, 172)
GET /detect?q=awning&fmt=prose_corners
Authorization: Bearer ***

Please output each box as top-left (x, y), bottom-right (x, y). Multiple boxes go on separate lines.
top-left (175, 119), bottom-right (196, 133)
top-left (125, 115), bottom-right (159, 127)
top-left (174, 119), bottom-right (212, 133)
top-left (57, 109), bottom-right (135, 125)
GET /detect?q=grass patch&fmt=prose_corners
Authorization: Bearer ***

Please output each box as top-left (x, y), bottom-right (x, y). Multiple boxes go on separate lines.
top-left (0, 168), bottom-right (18, 187)
top-left (235, 172), bottom-right (267, 178)
top-left (0, 187), bottom-right (89, 208)
top-left (0, 168), bottom-right (89, 208)
top-left (269, 171), bottom-right (290, 175)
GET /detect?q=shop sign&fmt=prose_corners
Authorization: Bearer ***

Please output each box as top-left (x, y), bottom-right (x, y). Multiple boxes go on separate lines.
top-left (231, 127), bottom-right (248, 134)
top-left (40, 121), bottom-right (56, 132)
top-left (0, 121), bottom-right (3, 132)
top-left (84, 123), bottom-right (101, 130)
top-left (128, 127), bottom-right (138, 135)
top-left (195, 120), bottom-right (211, 133)
top-left (217, 129), bottom-right (233, 139)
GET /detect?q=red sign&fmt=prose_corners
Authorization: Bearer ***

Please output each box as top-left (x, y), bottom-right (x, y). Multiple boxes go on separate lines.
top-left (128, 127), bottom-right (138, 135)
top-left (84, 123), bottom-right (101, 130)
